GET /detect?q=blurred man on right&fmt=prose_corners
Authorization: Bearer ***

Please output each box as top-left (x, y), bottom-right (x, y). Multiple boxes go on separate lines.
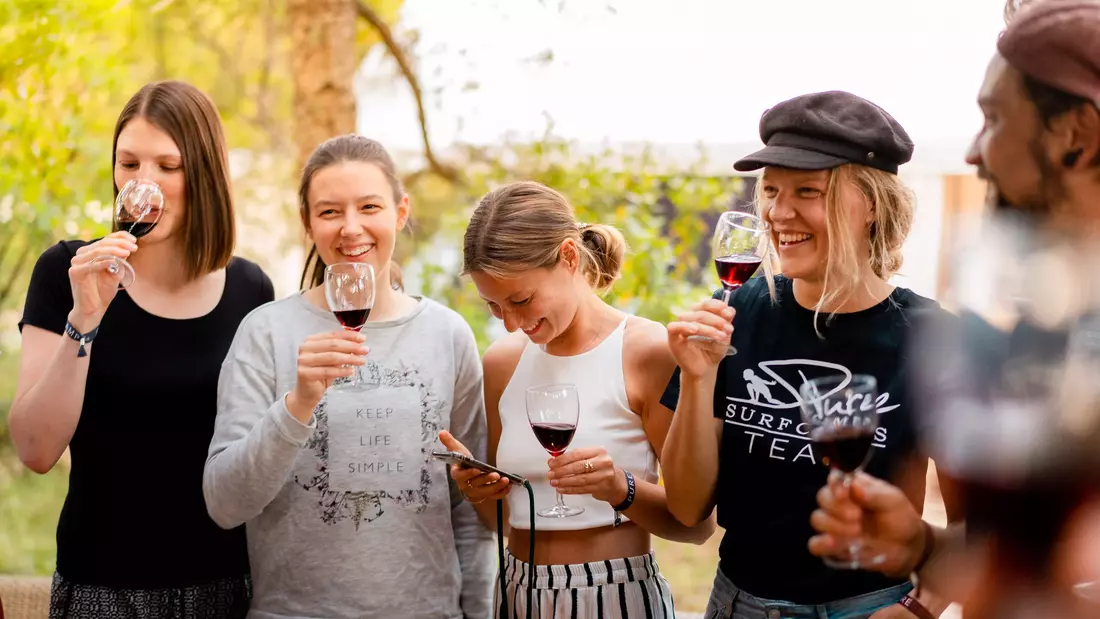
top-left (808, 1), bottom-right (1100, 617)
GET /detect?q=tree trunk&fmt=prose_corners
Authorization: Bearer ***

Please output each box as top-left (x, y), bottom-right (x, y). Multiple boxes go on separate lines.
top-left (287, 0), bottom-right (358, 172)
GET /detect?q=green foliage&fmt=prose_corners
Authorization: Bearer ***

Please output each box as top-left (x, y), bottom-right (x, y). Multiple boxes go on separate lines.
top-left (0, 0), bottom-right (133, 309)
top-left (0, 5), bottom-right (731, 602)
top-left (0, 0), bottom-right (408, 314)
top-left (408, 134), bottom-right (739, 352)
top-left (0, 461), bottom-right (67, 576)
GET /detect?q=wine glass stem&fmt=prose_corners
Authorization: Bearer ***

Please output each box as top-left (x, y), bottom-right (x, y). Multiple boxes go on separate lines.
top-left (721, 286), bottom-right (733, 306)
top-left (839, 470), bottom-right (863, 563)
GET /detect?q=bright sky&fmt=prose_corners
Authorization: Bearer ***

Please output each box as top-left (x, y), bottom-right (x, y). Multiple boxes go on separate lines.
top-left (357, 0), bottom-right (1008, 157)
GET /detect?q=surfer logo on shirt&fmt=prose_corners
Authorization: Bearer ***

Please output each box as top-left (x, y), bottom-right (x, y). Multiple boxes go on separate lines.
top-left (723, 359), bottom-right (898, 466)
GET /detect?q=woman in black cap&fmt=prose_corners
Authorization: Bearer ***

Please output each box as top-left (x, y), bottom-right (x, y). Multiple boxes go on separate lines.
top-left (658, 91), bottom-right (958, 618)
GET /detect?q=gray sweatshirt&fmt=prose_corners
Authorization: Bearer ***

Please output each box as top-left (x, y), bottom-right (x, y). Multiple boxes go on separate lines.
top-left (204, 293), bottom-right (495, 619)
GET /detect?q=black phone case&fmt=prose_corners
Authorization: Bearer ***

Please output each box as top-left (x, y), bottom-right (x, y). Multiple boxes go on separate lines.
top-left (430, 450), bottom-right (527, 484)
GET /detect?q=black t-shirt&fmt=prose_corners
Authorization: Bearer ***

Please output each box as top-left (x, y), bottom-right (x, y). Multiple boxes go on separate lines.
top-left (18, 240), bottom-right (274, 588)
top-left (660, 275), bottom-right (945, 604)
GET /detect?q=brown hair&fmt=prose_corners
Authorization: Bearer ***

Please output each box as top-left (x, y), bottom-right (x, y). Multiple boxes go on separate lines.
top-left (462, 180), bottom-right (627, 292)
top-left (756, 163), bottom-right (914, 325)
top-left (113, 80), bottom-right (235, 280)
top-left (298, 134), bottom-right (405, 290)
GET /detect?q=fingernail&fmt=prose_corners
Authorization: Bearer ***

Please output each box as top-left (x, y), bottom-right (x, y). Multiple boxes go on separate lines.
top-left (549, 480), bottom-right (557, 486)
top-left (355, 333), bottom-right (366, 342)
top-left (360, 346), bottom-right (370, 354)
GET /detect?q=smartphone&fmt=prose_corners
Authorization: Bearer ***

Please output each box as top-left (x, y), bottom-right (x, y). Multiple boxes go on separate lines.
top-left (430, 450), bottom-right (527, 484)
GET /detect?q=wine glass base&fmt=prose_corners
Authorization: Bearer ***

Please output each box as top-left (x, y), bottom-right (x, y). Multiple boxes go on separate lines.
top-left (821, 548), bottom-right (887, 571)
top-left (537, 505), bottom-right (585, 518)
top-left (333, 381), bottom-right (379, 393)
top-left (687, 335), bottom-right (737, 356)
top-left (94, 256), bottom-right (135, 289)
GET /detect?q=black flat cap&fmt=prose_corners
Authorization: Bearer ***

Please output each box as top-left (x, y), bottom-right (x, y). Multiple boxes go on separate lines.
top-left (733, 91), bottom-right (914, 175)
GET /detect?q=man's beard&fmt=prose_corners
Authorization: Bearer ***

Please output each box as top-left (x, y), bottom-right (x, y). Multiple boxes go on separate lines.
top-left (984, 140), bottom-right (1066, 221)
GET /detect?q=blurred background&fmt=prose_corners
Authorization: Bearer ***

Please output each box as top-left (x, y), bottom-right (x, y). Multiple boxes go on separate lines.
top-left (1, 0), bottom-right (1009, 614)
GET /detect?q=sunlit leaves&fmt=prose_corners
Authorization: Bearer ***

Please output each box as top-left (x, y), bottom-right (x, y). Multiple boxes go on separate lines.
top-left (407, 134), bottom-right (741, 352)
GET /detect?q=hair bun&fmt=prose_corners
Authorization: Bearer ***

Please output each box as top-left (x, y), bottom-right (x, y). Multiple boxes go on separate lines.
top-left (579, 223), bottom-right (627, 291)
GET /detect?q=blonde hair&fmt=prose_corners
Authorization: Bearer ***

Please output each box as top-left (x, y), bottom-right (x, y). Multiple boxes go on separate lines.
top-left (462, 180), bottom-right (627, 292)
top-left (756, 163), bottom-right (914, 328)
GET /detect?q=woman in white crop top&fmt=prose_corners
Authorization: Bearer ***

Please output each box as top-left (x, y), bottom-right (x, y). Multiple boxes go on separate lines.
top-left (439, 180), bottom-right (716, 618)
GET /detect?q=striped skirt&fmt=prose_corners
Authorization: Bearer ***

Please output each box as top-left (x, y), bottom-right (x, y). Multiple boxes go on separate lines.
top-left (497, 550), bottom-right (676, 619)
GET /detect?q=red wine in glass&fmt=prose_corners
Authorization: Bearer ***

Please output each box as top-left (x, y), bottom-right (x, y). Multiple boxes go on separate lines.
top-left (122, 219), bottom-right (159, 239)
top-left (799, 373), bottom-right (882, 570)
top-left (691, 211), bottom-right (769, 356)
top-left (91, 179), bottom-right (165, 289)
top-left (814, 427), bottom-right (875, 473)
top-left (715, 253), bottom-right (764, 290)
top-left (334, 308), bottom-right (371, 331)
top-left (526, 384), bottom-right (584, 518)
top-left (324, 262), bottom-right (377, 391)
top-left (531, 422), bottom-right (576, 457)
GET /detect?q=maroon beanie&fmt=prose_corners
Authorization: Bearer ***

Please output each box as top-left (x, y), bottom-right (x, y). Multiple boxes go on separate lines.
top-left (998, 0), bottom-right (1100, 104)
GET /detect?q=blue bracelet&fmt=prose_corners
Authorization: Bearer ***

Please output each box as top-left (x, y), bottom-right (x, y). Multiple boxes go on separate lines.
top-left (64, 321), bottom-right (99, 358)
top-left (611, 470), bottom-right (636, 514)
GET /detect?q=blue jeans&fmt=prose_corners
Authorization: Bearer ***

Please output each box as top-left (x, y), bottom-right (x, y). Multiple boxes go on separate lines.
top-left (703, 568), bottom-right (912, 619)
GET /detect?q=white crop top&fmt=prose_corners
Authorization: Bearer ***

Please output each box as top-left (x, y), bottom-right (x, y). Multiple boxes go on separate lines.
top-left (496, 316), bottom-right (659, 531)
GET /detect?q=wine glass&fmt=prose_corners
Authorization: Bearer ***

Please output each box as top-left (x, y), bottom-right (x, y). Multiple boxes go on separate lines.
top-left (91, 179), bottom-right (165, 289)
top-left (911, 212), bottom-right (1100, 613)
top-left (690, 211), bottom-right (770, 356)
top-left (799, 373), bottom-right (884, 570)
top-left (324, 262), bottom-right (377, 391)
top-left (526, 384), bottom-right (584, 518)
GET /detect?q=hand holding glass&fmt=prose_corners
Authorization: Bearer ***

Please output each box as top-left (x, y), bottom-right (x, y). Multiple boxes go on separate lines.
top-left (527, 384), bottom-right (584, 518)
top-left (324, 262), bottom-right (377, 391)
top-left (799, 374), bottom-right (884, 570)
top-left (690, 211), bottom-right (770, 356)
top-left (91, 179), bottom-right (165, 289)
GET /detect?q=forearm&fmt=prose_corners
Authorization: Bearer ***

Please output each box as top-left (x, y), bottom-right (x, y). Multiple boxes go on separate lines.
top-left (617, 478), bottom-right (716, 544)
top-left (203, 395), bottom-right (313, 529)
top-left (661, 373), bottom-right (721, 526)
top-left (9, 334), bottom-right (90, 473)
top-left (915, 522), bottom-right (966, 607)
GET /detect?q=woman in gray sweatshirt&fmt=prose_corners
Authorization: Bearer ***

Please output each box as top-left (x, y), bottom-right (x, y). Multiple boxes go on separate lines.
top-left (203, 134), bottom-right (495, 619)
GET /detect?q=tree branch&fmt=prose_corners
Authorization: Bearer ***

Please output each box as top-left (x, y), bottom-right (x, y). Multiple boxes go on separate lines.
top-left (255, 0), bottom-right (279, 146)
top-left (354, 0), bottom-right (460, 184)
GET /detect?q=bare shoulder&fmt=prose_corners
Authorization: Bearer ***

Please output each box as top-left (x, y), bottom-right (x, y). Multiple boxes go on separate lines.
top-left (483, 331), bottom-right (529, 382)
top-left (622, 316), bottom-right (676, 386)
top-left (623, 316), bottom-right (673, 363)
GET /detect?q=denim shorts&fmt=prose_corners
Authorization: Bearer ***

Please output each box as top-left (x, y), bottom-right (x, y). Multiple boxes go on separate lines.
top-left (702, 568), bottom-right (912, 619)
